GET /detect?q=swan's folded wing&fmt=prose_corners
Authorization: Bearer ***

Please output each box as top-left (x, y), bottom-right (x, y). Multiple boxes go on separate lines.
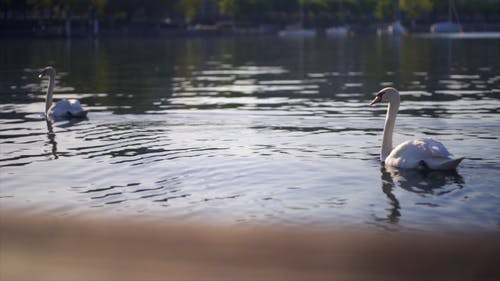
top-left (68, 99), bottom-right (87, 117)
top-left (407, 138), bottom-right (462, 170)
top-left (424, 138), bottom-right (453, 158)
top-left (49, 100), bottom-right (72, 117)
top-left (385, 138), bottom-right (459, 169)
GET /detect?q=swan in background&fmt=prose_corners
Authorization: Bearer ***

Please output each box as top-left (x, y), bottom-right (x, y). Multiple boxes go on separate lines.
top-left (370, 87), bottom-right (463, 170)
top-left (39, 66), bottom-right (87, 120)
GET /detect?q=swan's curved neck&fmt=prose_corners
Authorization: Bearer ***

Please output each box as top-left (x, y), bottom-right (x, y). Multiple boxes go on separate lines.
top-left (45, 74), bottom-right (55, 114)
top-left (381, 95), bottom-right (400, 161)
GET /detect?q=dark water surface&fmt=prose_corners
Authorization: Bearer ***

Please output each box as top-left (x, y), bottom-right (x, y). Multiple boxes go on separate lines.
top-left (1, 36), bottom-right (499, 232)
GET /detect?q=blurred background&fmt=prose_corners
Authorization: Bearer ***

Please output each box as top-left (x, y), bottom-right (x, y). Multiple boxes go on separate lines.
top-left (1, 0), bottom-right (499, 37)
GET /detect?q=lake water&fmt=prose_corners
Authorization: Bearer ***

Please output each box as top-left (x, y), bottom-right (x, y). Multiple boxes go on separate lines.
top-left (1, 35), bottom-right (499, 232)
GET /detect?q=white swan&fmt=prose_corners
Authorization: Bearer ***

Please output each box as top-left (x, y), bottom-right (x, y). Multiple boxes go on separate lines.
top-left (39, 66), bottom-right (87, 120)
top-left (370, 87), bottom-right (463, 170)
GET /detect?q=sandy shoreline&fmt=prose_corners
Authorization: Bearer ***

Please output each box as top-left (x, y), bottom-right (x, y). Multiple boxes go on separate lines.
top-left (1, 211), bottom-right (499, 281)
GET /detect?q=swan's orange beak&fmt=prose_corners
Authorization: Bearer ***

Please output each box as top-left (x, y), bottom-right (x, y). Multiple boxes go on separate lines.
top-left (370, 95), bottom-right (382, 106)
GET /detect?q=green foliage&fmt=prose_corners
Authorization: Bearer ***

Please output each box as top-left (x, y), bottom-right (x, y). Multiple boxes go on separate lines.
top-left (400, 0), bottom-right (433, 21)
top-left (376, 0), bottom-right (434, 22)
top-left (178, 0), bottom-right (202, 19)
top-left (375, 0), bottom-right (392, 21)
top-left (218, 0), bottom-right (235, 15)
top-left (2, 0), bottom-right (499, 24)
top-left (92, 0), bottom-right (107, 17)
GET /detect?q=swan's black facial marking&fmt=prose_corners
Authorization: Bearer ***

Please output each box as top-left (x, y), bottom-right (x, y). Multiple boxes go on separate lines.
top-left (38, 68), bottom-right (51, 79)
top-left (38, 67), bottom-right (55, 79)
top-left (370, 91), bottom-right (385, 106)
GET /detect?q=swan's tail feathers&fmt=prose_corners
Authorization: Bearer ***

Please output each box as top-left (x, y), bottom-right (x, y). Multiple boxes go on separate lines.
top-left (428, 157), bottom-right (464, 170)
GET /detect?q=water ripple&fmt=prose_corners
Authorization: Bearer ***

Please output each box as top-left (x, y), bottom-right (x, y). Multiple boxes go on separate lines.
top-left (1, 37), bottom-right (499, 231)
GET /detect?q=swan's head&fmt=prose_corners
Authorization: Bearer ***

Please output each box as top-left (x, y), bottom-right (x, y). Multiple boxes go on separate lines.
top-left (370, 87), bottom-right (399, 106)
top-left (38, 66), bottom-right (56, 79)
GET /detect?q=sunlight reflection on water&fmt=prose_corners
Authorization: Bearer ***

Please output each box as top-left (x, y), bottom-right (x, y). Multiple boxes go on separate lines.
top-left (0, 36), bottom-right (499, 232)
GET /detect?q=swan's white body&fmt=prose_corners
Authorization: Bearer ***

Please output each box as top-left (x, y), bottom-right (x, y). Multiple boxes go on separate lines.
top-left (384, 138), bottom-right (463, 169)
top-left (371, 87), bottom-right (463, 170)
top-left (39, 66), bottom-right (87, 120)
top-left (47, 99), bottom-right (85, 119)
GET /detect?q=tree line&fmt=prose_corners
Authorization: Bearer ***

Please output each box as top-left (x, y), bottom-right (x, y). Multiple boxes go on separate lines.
top-left (1, 0), bottom-right (499, 26)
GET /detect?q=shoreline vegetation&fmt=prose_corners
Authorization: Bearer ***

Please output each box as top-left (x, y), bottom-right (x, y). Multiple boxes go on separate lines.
top-left (1, 211), bottom-right (500, 280)
top-left (2, 19), bottom-right (499, 39)
top-left (1, 0), bottom-right (499, 38)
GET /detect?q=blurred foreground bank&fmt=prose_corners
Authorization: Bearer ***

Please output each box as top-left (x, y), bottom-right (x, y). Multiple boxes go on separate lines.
top-left (1, 211), bottom-right (499, 281)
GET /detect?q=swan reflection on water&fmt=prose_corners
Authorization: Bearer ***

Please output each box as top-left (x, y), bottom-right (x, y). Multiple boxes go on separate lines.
top-left (45, 120), bottom-right (58, 159)
top-left (45, 118), bottom-right (87, 160)
top-left (378, 165), bottom-right (465, 225)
